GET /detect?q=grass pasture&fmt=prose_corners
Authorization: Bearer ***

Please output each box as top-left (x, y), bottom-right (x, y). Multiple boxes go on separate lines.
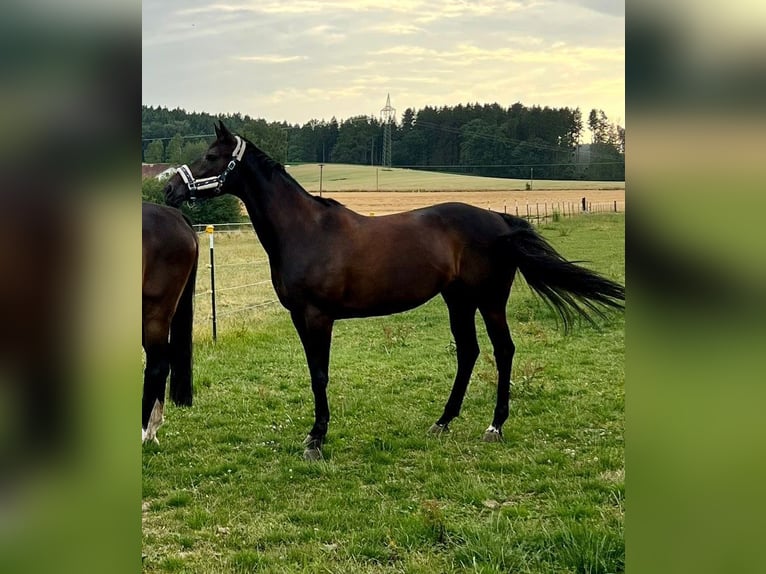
top-left (143, 213), bottom-right (625, 573)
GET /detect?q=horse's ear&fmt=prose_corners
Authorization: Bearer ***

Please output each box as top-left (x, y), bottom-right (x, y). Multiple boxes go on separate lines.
top-left (216, 121), bottom-right (233, 141)
top-left (214, 122), bottom-right (222, 140)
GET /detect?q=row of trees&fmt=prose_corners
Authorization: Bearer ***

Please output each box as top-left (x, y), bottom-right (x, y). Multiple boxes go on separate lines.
top-left (142, 102), bottom-right (624, 181)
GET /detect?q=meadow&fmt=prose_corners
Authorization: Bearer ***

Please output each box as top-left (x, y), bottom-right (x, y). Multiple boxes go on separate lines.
top-left (143, 212), bottom-right (625, 573)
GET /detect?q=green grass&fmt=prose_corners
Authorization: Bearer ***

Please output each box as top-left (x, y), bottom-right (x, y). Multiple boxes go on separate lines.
top-left (144, 213), bottom-right (625, 573)
top-left (287, 163), bottom-right (624, 192)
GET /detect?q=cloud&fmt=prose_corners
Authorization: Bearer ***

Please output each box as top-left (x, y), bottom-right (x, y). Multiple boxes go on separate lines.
top-left (371, 45), bottom-right (439, 58)
top-left (370, 42), bottom-right (623, 68)
top-left (175, 0), bottom-right (424, 17)
top-left (365, 23), bottom-right (425, 35)
top-left (302, 24), bottom-right (347, 45)
top-left (143, 0), bottom-right (624, 126)
top-left (236, 55), bottom-right (308, 64)
top-left (562, 0), bottom-right (624, 18)
top-left (176, 2), bottom-right (324, 16)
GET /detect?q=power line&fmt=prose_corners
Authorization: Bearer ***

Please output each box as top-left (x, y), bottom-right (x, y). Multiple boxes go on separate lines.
top-left (142, 133), bottom-right (214, 142)
top-left (396, 161), bottom-right (623, 169)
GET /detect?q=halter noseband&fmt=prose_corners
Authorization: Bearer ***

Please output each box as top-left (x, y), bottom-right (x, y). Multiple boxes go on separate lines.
top-left (177, 135), bottom-right (246, 201)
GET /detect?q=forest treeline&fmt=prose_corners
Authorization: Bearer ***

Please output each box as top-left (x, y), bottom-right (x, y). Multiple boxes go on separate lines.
top-left (142, 102), bottom-right (624, 181)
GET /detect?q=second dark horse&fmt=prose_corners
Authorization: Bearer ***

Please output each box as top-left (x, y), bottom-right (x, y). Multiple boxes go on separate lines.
top-left (165, 122), bottom-right (624, 460)
top-left (142, 202), bottom-right (198, 443)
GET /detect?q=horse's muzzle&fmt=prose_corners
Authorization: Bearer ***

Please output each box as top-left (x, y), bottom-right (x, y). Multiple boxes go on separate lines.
top-left (163, 182), bottom-right (185, 208)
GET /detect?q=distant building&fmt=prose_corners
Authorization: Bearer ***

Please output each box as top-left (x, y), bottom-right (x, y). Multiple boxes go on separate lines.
top-left (142, 163), bottom-right (177, 180)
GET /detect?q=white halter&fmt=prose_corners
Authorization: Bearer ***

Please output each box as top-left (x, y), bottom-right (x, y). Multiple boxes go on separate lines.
top-left (177, 135), bottom-right (246, 200)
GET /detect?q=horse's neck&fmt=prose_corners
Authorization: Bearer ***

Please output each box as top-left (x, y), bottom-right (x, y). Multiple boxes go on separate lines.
top-left (238, 170), bottom-right (319, 259)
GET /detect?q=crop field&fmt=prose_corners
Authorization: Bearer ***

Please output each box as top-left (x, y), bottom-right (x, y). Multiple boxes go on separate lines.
top-left (143, 212), bottom-right (625, 573)
top-left (318, 190), bottom-right (624, 218)
top-left (284, 164), bottom-right (625, 217)
top-left (287, 163), bottom-right (624, 193)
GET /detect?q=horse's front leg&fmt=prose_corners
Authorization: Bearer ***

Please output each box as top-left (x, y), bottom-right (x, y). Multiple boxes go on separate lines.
top-left (291, 307), bottom-right (334, 460)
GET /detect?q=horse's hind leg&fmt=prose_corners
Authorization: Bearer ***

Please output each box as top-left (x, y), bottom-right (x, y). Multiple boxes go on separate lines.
top-left (142, 319), bottom-right (171, 443)
top-left (479, 303), bottom-right (515, 442)
top-left (431, 292), bottom-right (479, 433)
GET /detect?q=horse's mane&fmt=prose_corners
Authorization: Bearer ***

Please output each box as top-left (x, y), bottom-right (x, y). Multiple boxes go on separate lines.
top-left (243, 137), bottom-right (342, 208)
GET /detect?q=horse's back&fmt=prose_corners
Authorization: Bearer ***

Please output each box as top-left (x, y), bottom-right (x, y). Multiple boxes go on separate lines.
top-left (143, 202), bottom-right (196, 246)
top-left (414, 202), bottom-right (510, 235)
top-left (142, 202), bottom-right (198, 303)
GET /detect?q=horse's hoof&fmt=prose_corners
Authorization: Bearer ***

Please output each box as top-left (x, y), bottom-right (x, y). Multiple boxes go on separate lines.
top-left (303, 448), bottom-right (323, 461)
top-left (428, 423), bottom-right (449, 435)
top-left (142, 427), bottom-right (158, 445)
top-left (482, 426), bottom-right (503, 442)
top-left (303, 434), bottom-right (323, 450)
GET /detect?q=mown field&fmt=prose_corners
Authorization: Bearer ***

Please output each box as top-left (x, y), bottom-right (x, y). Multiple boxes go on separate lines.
top-left (143, 213), bottom-right (625, 573)
top-left (287, 163), bottom-right (624, 194)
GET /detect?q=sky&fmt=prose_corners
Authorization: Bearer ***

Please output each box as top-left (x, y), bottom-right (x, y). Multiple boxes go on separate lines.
top-left (142, 1), bottom-right (624, 131)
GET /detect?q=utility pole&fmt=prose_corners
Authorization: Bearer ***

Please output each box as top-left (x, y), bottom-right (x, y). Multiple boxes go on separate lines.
top-left (281, 127), bottom-right (291, 164)
top-left (380, 93), bottom-right (395, 169)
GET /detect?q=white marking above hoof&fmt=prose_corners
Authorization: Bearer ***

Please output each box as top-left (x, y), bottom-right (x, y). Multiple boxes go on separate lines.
top-left (144, 400), bottom-right (165, 444)
top-left (303, 434), bottom-right (324, 450)
top-left (428, 423), bottom-right (450, 434)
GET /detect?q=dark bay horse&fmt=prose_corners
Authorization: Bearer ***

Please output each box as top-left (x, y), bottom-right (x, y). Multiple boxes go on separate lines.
top-left (165, 122), bottom-right (624, 459)
top-left (142, 202), bottom-right (198, 443)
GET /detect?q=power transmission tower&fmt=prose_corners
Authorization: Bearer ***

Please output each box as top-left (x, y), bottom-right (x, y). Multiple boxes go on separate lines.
top-left (380, 93), bottom-right (395, 168)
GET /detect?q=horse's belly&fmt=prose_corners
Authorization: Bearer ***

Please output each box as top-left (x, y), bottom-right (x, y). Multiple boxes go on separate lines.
top-left (339, 293), bottom-right (437, 318)
top-left (338, 271), bottom-right (444, 317)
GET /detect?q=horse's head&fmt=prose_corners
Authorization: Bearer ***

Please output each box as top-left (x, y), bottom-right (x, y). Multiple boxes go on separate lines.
top-left (165, 121), bottom-right (245, 207)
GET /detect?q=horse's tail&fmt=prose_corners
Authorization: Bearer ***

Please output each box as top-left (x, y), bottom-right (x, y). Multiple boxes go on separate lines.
top-left (498, 213), bottom-right (624, 330)
top-left (169, 244), bottom-right (197, 407)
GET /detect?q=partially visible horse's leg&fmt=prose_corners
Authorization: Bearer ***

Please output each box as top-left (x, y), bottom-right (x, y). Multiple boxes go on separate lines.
top-left (478, 301), bottom-right (515, 442)
top-left (142, 318), bottom-right (171, 443)
top-left (430, 291), bottom-right (479, 434)
top-left (291, 307), bottom-right (334, 460)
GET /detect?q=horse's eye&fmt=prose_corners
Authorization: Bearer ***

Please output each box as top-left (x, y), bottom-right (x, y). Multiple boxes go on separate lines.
top-left (205, 154), bottom-right (218, 161)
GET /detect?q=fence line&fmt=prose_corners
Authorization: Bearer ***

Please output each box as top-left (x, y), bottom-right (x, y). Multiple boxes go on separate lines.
top-left (216, 300), bottom-right (280, 318)
top-left (215, 259), bottom-right (268, 268)
top-left (192, 226), bottom-right (280, 339)
top-left (192, 222), bottom-right (253, 233)
top-left (505, 199), bottom-right (623, 223)
top-left (194, 279), bottom-right (272, 298)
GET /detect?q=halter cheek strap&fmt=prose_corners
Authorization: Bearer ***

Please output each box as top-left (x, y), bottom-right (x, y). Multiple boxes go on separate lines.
top-left (178, 135), bottom-right (246, 201)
